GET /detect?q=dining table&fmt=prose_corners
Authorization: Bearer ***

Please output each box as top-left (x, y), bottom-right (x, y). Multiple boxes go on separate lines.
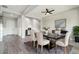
top-left (43, 33), bottom-right (65, 53)
top-left (43, 33), bottom-right (65, 41)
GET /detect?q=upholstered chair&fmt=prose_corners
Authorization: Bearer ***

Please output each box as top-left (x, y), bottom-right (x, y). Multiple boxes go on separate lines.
top-left (30, 30), bottom-right (37, 47)
top-left (36, 32), bottom-right (50, 53)
top-left (56, 31), bottom-right (71, 54)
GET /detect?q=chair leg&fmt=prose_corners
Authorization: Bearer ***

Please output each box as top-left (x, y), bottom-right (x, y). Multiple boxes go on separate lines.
top-left (41, 45), bottom-right (43, 53)
top-left (55, 44), bottom-right (57, 54)
top-left (48, 43), bottom-right (50, 49)
top-left (37, 43), bottom-right (38, 53)
top-left (33, 41), bottom-right (35, 47)
top-left (64, 47), bottom-right (67, 54)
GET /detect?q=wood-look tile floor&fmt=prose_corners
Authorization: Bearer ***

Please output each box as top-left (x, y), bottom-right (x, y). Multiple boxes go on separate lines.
top-left (0, 35), bottom-right (78, 54)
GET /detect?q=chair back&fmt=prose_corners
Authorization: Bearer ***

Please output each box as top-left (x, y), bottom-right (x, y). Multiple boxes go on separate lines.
top-left (36, 32), bottom-right (43, 45)
top-left (55, 30), bottom-right (61, 35)
top-left (64, 31), bottom-right (71, 46)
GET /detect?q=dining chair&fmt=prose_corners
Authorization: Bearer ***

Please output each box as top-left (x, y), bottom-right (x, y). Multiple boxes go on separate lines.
top-left (56, 31), bottom-right (71, 54)
top-left (30, 30), bottom-right (37, 47)
top-left (36, 32), bottom-right (50, 53)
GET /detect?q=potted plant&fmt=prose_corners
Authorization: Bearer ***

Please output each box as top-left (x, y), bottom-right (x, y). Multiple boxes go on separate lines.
top-left (73, 26), bottom-right (79, 42)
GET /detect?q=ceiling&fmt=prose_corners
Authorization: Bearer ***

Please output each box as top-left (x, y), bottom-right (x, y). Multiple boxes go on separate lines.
top-left (0, 5), bottom-right (26, 16)
top-left (0, 5), bottom-right (37, 18)
top-left (0, 5), bottom-right (79, 19)
top-left (26, 5), bottom-right (79, 18)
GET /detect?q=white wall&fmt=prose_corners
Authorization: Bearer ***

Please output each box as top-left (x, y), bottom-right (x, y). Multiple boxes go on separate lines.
top-left (18, 15), bottom-right (41, 38)
top-left (0, 18), bottom-right (3, 41)
top-left (42, 8), bottom-right (79, 31)
top-left (0, 23), bottom-right (3, 41)
top-left (3, 17), bottom-right (18, 36)
top-left (77, 8), bottom-right (79, 25)
top-left (17, 16), bottom-right (22, 37)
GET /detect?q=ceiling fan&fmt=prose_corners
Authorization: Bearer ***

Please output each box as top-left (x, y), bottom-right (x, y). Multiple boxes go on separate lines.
top-left (41, 8), bottom-right (54, 15)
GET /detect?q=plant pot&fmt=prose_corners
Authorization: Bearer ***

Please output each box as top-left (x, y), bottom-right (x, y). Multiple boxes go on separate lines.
top-left (75, 37), bottom-right (79, 42)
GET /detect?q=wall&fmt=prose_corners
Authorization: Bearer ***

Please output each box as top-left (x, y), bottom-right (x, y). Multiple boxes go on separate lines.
top-left (42, 8), bottom-right (79, 31)
top-left (18, 16), bottom-right (41, 38)
top-left (77, 8), bottom-right (79, 25)
top-left (0, 19), bottom-right (3, 41)
top-left (17, 16), bottom-right (22, 37)
top-left (3, 17), bottom-right (18, 36)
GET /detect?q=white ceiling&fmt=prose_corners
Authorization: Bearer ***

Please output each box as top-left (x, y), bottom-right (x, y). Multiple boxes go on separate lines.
top-left (26, 5), bottom-right (79, 18)
top-left (0, 5), bottom-right (79, 19)
top-left (0, 5), bottom-right (37, 18)
top-left (5, 5), bottom-right (27, 13)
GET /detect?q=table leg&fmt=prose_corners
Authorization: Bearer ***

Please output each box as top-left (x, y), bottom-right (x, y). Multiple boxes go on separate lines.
top-left (48, 42), bottom-right (50, 53)
top-left (55, 43), bottom-right (57, 54)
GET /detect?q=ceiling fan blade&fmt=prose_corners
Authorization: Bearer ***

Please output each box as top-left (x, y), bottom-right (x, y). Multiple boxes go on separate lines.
top-left (46, 8), bottom-right (49, 12)
top-left (49, 12), bottom-right (52, 14)
top-left (41, 8), bottom-right (54, 15)
top-left (49, 10), bottom-right (54, 12)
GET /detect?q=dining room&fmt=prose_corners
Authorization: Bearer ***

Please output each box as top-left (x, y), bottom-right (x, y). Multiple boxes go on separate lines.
top-left (1, 5), bottom-right (79, 54)
top-left (22, 5), bottom-right (79, 54)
